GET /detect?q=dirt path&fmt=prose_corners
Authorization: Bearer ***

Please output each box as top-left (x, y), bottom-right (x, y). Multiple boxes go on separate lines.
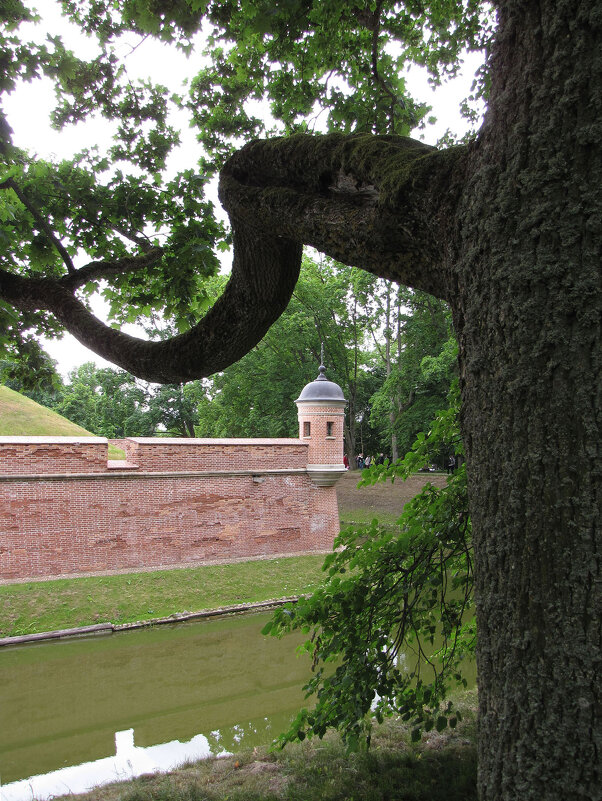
top-left (336, 469), bottom-right (447, 520)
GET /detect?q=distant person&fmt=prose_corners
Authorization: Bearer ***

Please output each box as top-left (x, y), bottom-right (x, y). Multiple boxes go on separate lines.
top-left (447, 455), bottom-right (456, 474)
top-left (343, 454), bottom-right (349, 469)
top-left (376, 452), bottom-right (385, 465)
top-left (364, 454), bottom-right (371, 468)
top-left (356, 453), bottom-right (364, 469)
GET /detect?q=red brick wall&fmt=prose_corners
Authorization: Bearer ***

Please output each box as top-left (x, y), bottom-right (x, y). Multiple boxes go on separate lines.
top-left (0, 438), bottom-right (108, 475)
top-left (124, 438), bottom-right (308, 472)
top-left (0, 437), bottom-right (339, 582)
top-left (297, 406), bottom-right (346, 465)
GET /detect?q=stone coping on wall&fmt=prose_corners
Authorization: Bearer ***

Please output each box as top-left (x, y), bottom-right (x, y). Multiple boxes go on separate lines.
top-left (0, 436), bottom-right (108, 443)
top-left (0, 436), bottom-right (304, 444)
top-left (0, 436), bottom-right (311, 475)
top-left (125, 437), bottom-right (304, 445)
top-left (0, 468), bottom-right (310, 482)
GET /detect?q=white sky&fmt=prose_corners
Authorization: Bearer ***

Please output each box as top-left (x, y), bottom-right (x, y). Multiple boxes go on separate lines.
top-left (4, 1), bottom-right (484, 378)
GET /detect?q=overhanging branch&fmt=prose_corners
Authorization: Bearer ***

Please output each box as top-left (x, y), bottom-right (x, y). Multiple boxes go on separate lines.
top-left (59, 247), bottom-right (164, 290)
top-left (0, 223), bottom-right (301, 383)
top-left (219, 133), bottom-right (465, 299)
top-left (2, 133), bottom-right (465, 383)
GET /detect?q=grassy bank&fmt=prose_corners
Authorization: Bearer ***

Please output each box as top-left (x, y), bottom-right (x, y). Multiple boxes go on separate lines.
top-left (0, 384), bottom-right (126, 458)
top-left (52, 691), bottom-right (478, 801)
top-left (0, 554), bottom-right (326, 638)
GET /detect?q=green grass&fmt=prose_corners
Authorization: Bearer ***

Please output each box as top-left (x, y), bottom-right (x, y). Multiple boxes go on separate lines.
top-left (0, 554), bottom-right (327, 637)
top-left (339, 508), bottom-right (399, 528)
top-left (52, 691), bottom-right (478, 801)
top-left (0, 384), bottom-right (125, 458)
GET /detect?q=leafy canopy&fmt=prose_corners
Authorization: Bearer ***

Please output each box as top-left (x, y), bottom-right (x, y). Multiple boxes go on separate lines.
top-left (0, 0), bottom-right (492, 372)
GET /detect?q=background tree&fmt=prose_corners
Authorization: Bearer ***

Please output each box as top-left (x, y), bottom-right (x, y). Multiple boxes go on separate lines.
top-left (196, 255), bottom-right (384, 457)
top-left (367, 286), bottom-right (456, 461)
top-left (146, 382), bottom-right (203, 437)
top-left (0, 344), bottom-right (63, 406)
top-left (54, 362), bottom-right (151, 437)
top-left (0, 3), bottom-right (599, 800)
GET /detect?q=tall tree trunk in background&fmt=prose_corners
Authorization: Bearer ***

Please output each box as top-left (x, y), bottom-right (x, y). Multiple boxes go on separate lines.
top-left (392, 291), bottom-right (404, 462)
top-left (384, 285), bottom-right (400, 461)
top-left (452, 2), bottom-right (600, 797)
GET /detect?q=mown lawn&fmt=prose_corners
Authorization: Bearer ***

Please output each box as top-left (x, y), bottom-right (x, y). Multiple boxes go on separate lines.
top-left (0, 554), bottom-right (326, 637)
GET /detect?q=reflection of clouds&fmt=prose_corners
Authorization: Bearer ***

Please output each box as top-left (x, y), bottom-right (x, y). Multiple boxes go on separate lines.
top-left (0, 729), bottom-right (230, 801)
top-left (2, 719), bottom-right (283, 801)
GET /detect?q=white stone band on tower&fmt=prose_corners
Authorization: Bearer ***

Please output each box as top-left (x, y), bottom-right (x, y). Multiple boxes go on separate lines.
top-left (295, 361), bottom-right (347, 487)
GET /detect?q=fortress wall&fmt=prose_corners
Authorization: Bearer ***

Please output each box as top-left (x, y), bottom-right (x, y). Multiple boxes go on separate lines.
top-left (0, 437), bottom-right (109, 475)
top-left (123, 438), bottom-right (308, 472)
top-left (0, 437), bottom-right (338, 582)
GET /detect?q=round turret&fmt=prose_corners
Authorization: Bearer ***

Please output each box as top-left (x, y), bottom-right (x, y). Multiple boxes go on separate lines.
top-left (295, 361), bottom-right (346, 486)
top-left (295, 363), bottom-right (346, 405)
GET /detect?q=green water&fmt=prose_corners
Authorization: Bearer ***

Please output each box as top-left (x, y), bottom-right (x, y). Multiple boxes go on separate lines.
top-left (0, 610), bottom-right (476, 800)
top-left (0, 613), bottom-right (310, 792)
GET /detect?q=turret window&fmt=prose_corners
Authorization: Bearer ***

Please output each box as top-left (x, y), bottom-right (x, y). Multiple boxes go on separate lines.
top-left (326, 422), bottom-right (334, 437)
top-left (303, 422), bottom-right (311, 437)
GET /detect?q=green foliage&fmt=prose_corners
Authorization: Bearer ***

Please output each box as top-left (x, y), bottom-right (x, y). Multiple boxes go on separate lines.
top-left (196, 256), bottom-right (383, 447)
top-left (147, 382), bottom-right (205, 437)
top-left (51, 362), bottom-right (150, 437)
top-left (30, 361), bottom-right (208, 438)
top-left (369, 290), bottom-right (456, 460)
top-left (184, 0), bottom-right (493, 166)
top-left (264, 383), bottom-right (473, 749)
top-left (0, 337), bottom-right (62, 396)
top-left (1, 0), bottom-right (493, 374)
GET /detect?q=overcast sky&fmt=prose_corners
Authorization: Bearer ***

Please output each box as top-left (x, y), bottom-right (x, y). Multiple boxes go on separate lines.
top-left (5, 2), bottom-right (484, 378)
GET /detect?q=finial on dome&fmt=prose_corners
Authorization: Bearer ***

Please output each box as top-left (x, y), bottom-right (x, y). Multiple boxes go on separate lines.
top-left (295, 346), bottom-right (346, 404)
top-left (317, 343), bottom-right (327, 380)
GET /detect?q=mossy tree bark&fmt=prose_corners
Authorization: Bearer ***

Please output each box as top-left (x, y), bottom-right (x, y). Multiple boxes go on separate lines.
top-left (452, 2), bottom-right (601, 798)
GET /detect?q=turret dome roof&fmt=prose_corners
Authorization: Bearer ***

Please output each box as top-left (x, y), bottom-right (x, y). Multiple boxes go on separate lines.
top-left (296, 363), bottom-right (346, 404)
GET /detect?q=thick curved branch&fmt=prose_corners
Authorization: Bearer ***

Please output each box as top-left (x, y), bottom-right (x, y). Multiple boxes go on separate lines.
top-left (219, 133), bottom-right (466, 300)
top-left (2, 133), bottom-right (465, 383)
top-left (0, 223), bottom-right (301, 383)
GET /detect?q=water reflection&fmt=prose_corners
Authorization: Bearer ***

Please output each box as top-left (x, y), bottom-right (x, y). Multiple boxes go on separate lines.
top-left (1, 728), bottom-right (221, 801)
top-left (0, 613), bottom-right (310, 799)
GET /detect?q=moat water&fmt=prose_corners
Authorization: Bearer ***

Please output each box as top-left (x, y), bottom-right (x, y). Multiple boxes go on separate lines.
top-left (0, 610), bottom-right (476, 801)
top-left (0, 613), bottom-right (311, 800)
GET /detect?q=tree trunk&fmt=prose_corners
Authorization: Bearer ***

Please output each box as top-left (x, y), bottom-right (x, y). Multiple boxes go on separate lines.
top-left (452, 2), bottom-right (601, 797)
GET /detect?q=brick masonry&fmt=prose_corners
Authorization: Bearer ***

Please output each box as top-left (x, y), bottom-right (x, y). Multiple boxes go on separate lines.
top-left (0, 433), bottom-right (343, 582)
top-left (298, 405), bottom-right (346, 466)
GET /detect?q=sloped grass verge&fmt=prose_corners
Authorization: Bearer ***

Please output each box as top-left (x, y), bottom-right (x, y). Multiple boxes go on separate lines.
top-left (0, 554), bottom-right (326, 638)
